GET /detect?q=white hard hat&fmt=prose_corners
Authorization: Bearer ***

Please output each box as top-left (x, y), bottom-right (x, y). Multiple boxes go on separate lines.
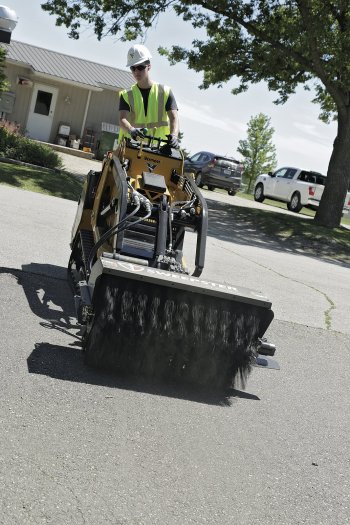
top-left (126, 44), bottom-right (152, 67)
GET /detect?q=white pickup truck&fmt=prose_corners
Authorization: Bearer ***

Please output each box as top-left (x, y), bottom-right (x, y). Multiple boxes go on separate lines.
top-left (254, 166), bottom-right (350, 213)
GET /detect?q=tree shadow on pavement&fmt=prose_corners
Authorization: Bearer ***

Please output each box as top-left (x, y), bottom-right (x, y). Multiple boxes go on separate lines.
top-left (1, 263), bottom-right (75, 337)
top-left (0, 263), bottom-right (259, 406)
top-left (206, 198), bottom-right (350, 268)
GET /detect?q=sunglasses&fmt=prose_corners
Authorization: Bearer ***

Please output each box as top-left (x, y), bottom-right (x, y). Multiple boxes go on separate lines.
top-left (130, 63), bottom-right (148, 72)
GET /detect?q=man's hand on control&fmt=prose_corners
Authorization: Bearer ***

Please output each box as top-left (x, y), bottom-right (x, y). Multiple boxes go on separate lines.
top-left (130, 127), bottom-right (145, 140)
top-left (167, 134), bottom-right (179, 149)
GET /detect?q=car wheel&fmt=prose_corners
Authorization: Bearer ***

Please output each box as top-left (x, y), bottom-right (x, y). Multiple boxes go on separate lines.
top-left (254, 183), bottom-right (265, 202)
top-left (287, 192), bottom-right (302, 213)
top-left (208, 185), bottom-right (215, 191)
top-left (195, 172), bottom-right (204, 188)
top-left (228, 190), bottom-right (236, 196)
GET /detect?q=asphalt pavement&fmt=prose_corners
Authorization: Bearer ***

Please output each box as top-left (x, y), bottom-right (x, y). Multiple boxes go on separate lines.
top-left (0, 171), bottom-right (350, 524)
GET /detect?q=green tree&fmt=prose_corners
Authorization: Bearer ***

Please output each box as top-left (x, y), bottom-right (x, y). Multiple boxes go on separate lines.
top-left (238, 113), bottom-right (277, 194)
top-left (0, 46), bottom-right (8, 91)
top-left (42, 0), bottom-right (350, 228)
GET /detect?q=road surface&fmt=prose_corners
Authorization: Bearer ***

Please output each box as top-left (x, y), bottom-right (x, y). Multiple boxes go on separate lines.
top-left (0, 184), bottom-right (349, 525)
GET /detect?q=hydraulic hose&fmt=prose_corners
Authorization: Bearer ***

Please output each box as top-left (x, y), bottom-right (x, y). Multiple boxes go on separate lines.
top-left (123, 187), bottom-right (152, 230)
top-left (87, 185), bottom-right (152, 273)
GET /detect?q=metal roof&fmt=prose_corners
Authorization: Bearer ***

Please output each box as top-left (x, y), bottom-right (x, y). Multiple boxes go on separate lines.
top-left (3, 40), bottom-right (133, 90)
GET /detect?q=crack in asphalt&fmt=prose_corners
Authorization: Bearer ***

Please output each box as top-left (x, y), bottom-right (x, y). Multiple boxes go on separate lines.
top-left (3, 264), bottom-right (345, 365)
top-left (214, 243), bottom-right (336, 331)
top-left (36, 465), bottom-right (87, 525)
top-left (0, 259), bottom-right (337, 332)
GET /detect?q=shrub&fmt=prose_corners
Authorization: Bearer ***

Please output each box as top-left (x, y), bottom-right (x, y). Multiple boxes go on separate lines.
top-left (0, 120), bottom-right (20, 151)
top-left (0, 120), bottom-right (62, 169)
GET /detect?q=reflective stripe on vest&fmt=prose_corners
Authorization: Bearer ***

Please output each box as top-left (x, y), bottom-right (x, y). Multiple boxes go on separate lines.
top-left (118, 83), bottom-right (171, 142)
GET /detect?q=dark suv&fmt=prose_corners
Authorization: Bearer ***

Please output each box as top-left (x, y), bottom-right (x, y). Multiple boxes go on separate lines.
top-left (184, 151), bottom-right (243, 196)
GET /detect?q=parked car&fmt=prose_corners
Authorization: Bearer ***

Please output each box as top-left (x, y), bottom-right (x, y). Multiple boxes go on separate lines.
top-left (254, 166), bottom-right (332, 212)
top-left (344, 184), bottom-right (350, 214)
top-left (184, 151), bottom-right (243, 196)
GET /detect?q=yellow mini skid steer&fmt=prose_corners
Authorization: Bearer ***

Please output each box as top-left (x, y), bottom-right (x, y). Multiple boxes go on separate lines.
top-left (68, 133), bottom-right (277, 389)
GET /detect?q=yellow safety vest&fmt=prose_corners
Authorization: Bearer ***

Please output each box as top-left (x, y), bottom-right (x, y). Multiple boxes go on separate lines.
top-left (118, 83), bottom-right (171, 143)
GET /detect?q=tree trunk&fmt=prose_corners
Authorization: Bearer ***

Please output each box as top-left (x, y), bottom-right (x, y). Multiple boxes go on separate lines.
top-left (315, 108), bottom-right (350, 228)
top-left (247, 174), bottom-right (253, 193)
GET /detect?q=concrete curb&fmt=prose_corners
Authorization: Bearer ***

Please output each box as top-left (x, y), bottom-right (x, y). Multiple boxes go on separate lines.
top-left (0, 156), bottom-right (61, 173)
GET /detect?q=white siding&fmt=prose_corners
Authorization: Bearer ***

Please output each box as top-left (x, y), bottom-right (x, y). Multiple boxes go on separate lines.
top-left (83, 89), bottom-right (121, 143)
top-left (3, 63), bottom-right (32, 129)
top-left (4, 63), bottom-right (125, 146)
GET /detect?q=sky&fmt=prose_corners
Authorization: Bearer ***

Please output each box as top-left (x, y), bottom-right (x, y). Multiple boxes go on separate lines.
top-left (4, 0), bottom-right (338, 173)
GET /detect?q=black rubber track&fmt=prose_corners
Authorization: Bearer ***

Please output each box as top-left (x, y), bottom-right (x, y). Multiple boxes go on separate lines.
top-left (84, 274), bottom-right (274, 390)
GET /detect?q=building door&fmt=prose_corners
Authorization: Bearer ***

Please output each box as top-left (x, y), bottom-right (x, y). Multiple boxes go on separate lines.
top-left (26, 84), bottom-right (58, 142)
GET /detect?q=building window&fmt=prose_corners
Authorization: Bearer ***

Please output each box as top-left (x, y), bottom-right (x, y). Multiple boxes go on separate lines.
top-left (34, 90), bottom-right (52, 116)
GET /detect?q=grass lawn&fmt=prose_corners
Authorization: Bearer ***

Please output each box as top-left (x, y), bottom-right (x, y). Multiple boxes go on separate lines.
top-left (0, 161), bottom-right (82, 201)
top-left (225, 191), bottom-right (350, 264)
top-left (237, 190), bottom-right (350, 227)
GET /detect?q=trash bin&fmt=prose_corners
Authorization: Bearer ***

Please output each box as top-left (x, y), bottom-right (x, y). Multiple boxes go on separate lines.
top-left (96, 131), bottom-right (119, 160)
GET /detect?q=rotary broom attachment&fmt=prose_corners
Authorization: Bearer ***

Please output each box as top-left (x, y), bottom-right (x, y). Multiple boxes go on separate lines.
top-left (83, 260), bottom-right (274, 390)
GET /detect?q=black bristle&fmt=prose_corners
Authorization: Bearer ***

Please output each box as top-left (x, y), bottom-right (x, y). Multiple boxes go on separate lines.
top-left (84, 274), bottom-right (273, 390)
